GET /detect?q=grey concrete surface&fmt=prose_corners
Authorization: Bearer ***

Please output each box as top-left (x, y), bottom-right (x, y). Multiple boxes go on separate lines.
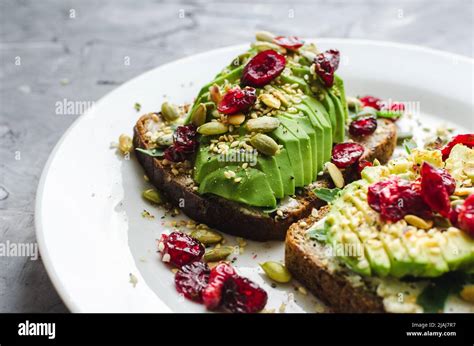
top-left (0, 0), bottom-right (472, 312)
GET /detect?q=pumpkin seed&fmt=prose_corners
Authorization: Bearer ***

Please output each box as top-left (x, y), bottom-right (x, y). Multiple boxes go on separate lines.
top-left (460, 285), bottom-right (474, 303)
top-left (118, 134), bottom-right (133, 154)
top-left (251, 41), bottom-right (286, 54)
top-left (255, 30), bottom-right (275, 42)
top-left (271, 90), bottom-right (290, 107)
top-left (250, 133), bottom-right (279, 156)
top-left (259, 93), bottom-right (281, 109)
top-left (190, 229), bottom-right (223, 245)
top-left (161, 102), bottom-right (180, 122)
top-left (198, 122), bottom-right (229, 136)
top-left (227, 113), bottom-right (246, 125)
top-left (246, 116), bottom-right (280, 133)
top-left (156, 133), bottom-right (173, 147)
top-left (209, 84), bottom-right (222, 104)
top-left (451, 199), bottom-right (464, 207)
top-left (260, 261), bottom-right (292, 283)
top-left (454, 187), bottom-right (474, 197)
top-left (433, 215), bottom-right (451, 228)
top-left (142, 189), bottom-right (162, 204)
top-left (191, 103), bottom-right (207, 126)
top-left (404, 214), bottom-right (433, 230)
top-left (204, 246), bottom-right (234, 262)
top-left (325, 162), bottom-right (344, 188)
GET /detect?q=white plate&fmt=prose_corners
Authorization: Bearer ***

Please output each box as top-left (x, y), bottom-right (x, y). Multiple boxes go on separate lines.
top-left (36, 39), bottom-right (474, 312)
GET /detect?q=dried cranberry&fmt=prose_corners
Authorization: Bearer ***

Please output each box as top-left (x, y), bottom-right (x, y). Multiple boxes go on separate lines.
top-left (458, 194), bottom-right (474, 237)
top-left (175, 261), bottom-right (210, 302)
top-left (439, 170), bottom-right (456, 196)
top-left (273, 36), bottom-right (304, 50)
top-left (217, 87), bottom-right (256, 115)
top-left (222, 276), bottom-right (268, 313)
top-left (420, 163), bottom-right (451, 218)
top-left (331, 142), bottom-right (365, 168)
top-left (173, 124), bottom-right (197, 153)
top-left (202, 262), bottom-right (237, 310)
top-left (158, 232), bottom-right (205, 267)
top-left (241, 50), bottom-right (286, 87)
top-left (164, 145), bottom-right (187, 162)
top-left (357, 159), bottom-right (373, 175)
top-left (314, 49), bottom-right (340, 87)
top-left (349, 116), bottom-right (378, 137)
top-left (449, 204), bottom-right (462, 228)
top-left (441, 134), bottom-right (474, 160)
top-left (359, 96), bottom-right (382, 110)
top-left (389, 102), bottom-right (405, 112)
top-left (368, 177), bottom-right (431, 222)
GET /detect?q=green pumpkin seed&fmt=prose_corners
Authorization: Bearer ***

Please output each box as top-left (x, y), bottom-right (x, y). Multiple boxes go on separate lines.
top-left (209, 84), bottom-right (222, 104)
top-left (204, 246), bottom-right (234, 262)
top-left (260, 261), bottom-right (292, 283)
top-left (198, 122), bottom-right (229, 136)
top-left (191, 103), bottom-right (207, 126)
top-left (142, 189), bottom-right (162, 204)
top-left (161, 102), bottom-right (180, 122)
top-left (250, 133), bottom-right (279, 156)
top-left (255, 31), bottom-right (275, 42)
top-left (251, 41), bottom-right (286, 54)
top-left (433, 215), bottom-right (451, 228)
top-left (259, 93), bottom-right (281, 109)
top-left (246, 116), bottom-right (280, 133)
top-left (156, 133), bottom-right (173, 147)
top-left (190, 229), bottom-right (223, 245)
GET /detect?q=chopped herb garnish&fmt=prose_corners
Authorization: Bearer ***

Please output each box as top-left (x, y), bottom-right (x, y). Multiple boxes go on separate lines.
top-left (313, 187), bottom-right (341, 203)
top-left (135, 147), bottom-right (165, 157)
top-left (307, 221), bottom-right (329, 242)
top-left (134, 102), bottom-right (141, 112)
top-left (402, 138), bottom-right (417, 154)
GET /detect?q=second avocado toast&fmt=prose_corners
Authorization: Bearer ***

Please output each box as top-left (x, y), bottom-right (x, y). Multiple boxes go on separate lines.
top-left (133, 33), bottom-right (397, 240)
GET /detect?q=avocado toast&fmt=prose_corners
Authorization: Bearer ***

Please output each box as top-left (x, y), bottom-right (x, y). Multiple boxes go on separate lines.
top-left (133, 32), bottom-right (397, 241)
top-left (286, 141), bottom-right (474, 312)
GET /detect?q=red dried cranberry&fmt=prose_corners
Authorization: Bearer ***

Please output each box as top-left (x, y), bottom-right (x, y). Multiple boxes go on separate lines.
top-left (222, 276), bottom-right (268, 313)
top-left (173, 124), bottom-right (197, 153)
top-left (241, 50), bottom-right (286, 87)
top-left (439, 170), bottom-right (456, 196)
top-left (359, 96), bottom-right (382, 110)
top-left (368, 177), bottom-right (431, 222)
top-left (458, 194), bottom-right (474, 237)
top-left (164, 145), bottom-right (187, 162)
top-left (420, 163), bottom-right (451, 218)
top-left (175, 261), bottom-right (210, 302)
top-left (158, 231), bottom-right (205, 267)
top-left (449, 204), bottom-right (462, 228)
top-left (389, 102), bottom-right (405, 112)
top-left (273, 36), bottom-right (304, 50)
top-left (331, 142), bottom-right (365, 168)
top-left (217, 87), bottom-right (256, 115)
top-left (441, 134), bottom-right (474, 160)
top-left (349, 116), bottom-right (378, 137)
top-left (357, 159), bottom-right (373, 175)
top-left (314, 49), bottom-right (340, 88)
top-left (202, 262), bottom-right (237, 310)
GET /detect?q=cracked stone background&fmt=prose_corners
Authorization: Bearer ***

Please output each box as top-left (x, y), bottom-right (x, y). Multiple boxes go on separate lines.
top-left (0, 0), bottom-right (472, 312)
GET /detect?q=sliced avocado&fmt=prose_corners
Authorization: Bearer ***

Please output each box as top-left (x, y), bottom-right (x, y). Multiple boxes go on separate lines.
top-left (434, 228), bottom-right (474, 271)
top-left (326, 89), bottom-right (345, 143)
top-left (334, 75), bottom-right (349, 125)
top-left (198, 166), bottom-right (276, 208)
top-left (318, 88), bottom-right (337, 140)
top-left (279, 74), bottom-right (312, 95)
top-left (273, 148), bottom-right (296, 196)
top-left (276, 115), bottom-right (313, 185)
top-left (280, 111), bottom-right (319, 180)
top-left (255, 155), bottom-right (284, 199)
top-left (193, 145), bottom-right (224, 183)
top-left (379, 232), bottom-right (422, 278)
top-left (339, 205), bottom-right (391, 277)
top-left (269, 123), bottom-right (304, 187)
top-left (299, 96), bottom-right (333, 164)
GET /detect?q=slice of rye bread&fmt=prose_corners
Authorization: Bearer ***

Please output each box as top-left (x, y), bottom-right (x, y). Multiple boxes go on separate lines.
top-left (285, 206), bottom-right (385, 313)
top-left (133, 111), bottom-right (397, 241)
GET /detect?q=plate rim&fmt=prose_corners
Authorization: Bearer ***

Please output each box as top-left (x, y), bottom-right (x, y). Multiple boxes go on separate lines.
top-left (34, 38), bottom-right (474, 312)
